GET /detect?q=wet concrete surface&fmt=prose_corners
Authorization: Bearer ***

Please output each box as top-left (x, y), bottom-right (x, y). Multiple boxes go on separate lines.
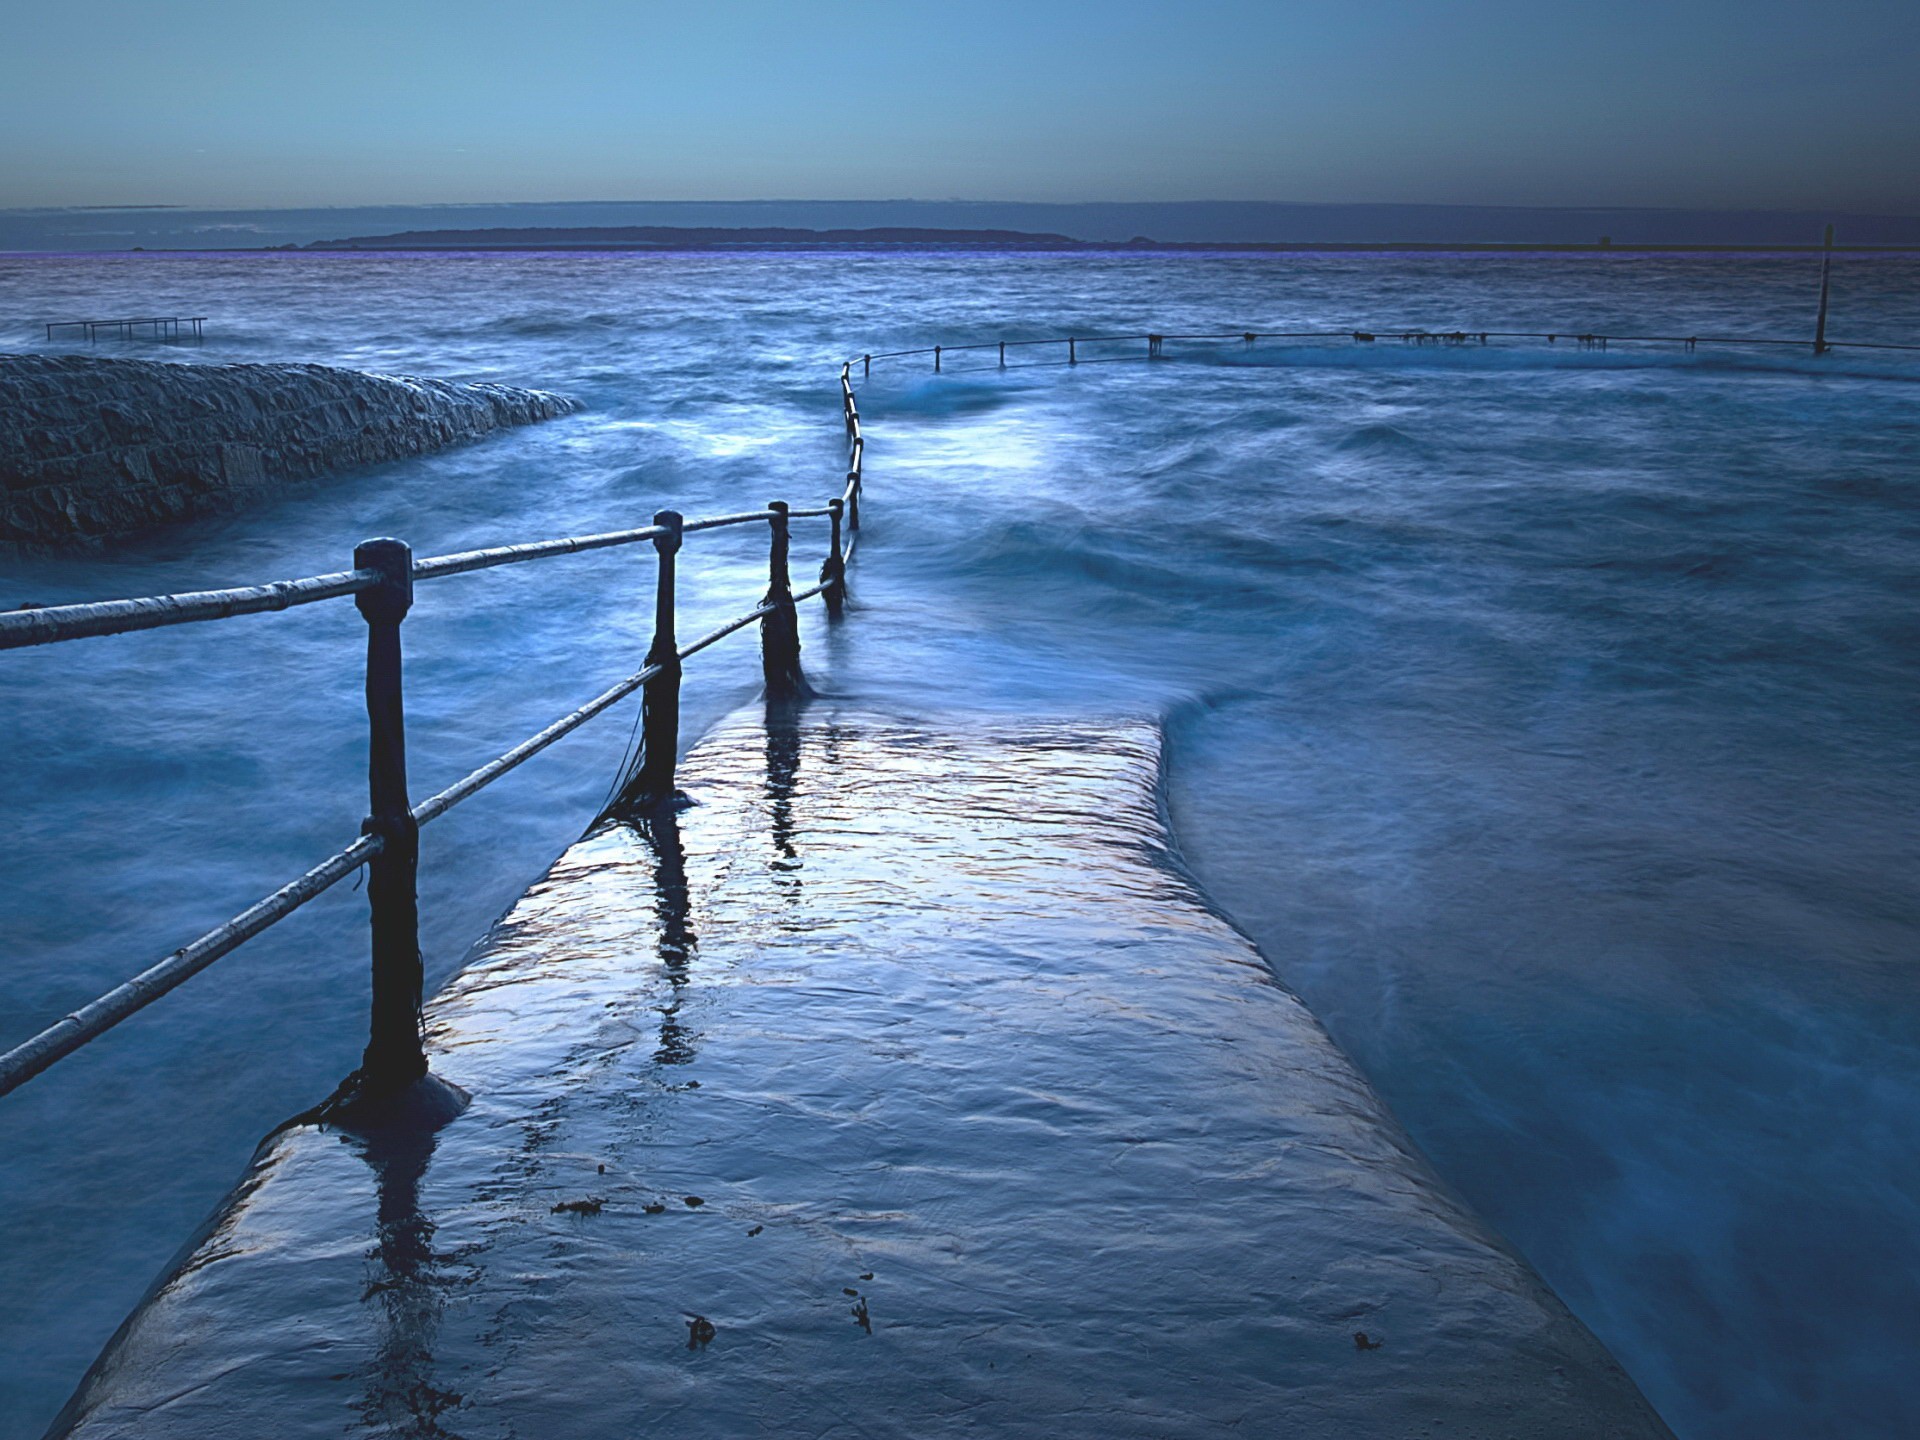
top-left (51, 709), bottom-right (1672, 1438)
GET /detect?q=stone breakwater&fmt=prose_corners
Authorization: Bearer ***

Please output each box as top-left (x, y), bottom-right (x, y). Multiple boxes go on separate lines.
top-left (0, 354), bottom-right (578, 550)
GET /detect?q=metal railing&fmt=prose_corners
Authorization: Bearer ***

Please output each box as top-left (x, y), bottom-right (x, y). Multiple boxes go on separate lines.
top-left (848, 324), bottom-right (1920, 379)
top-left (846, 234), bottom-right (1910, 372)
top-left (0, 367), bottom-right (867, 1106)
top-left (44, 316), bottom-right (207, 344)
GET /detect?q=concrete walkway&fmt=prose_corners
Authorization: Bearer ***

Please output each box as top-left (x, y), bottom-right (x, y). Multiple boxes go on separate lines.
top-left (54, 709), bottom-right (1672, 1438)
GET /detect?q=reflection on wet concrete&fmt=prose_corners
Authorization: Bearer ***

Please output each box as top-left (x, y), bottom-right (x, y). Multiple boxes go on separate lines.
top-left (351, 1124), bottom-right (463, 1438)
top-left (51, 708), bottom-right (1673, 1440)
top-left (628, 805), bottom-right (697, 1069)
top-left (761, 701), bottom-right (805, 909)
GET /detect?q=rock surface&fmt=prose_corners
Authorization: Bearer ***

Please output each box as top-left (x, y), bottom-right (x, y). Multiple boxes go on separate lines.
top-left (0, 353), bottom-right (576, 550)
top-left (50, 710), bottom-right (1673, 1439)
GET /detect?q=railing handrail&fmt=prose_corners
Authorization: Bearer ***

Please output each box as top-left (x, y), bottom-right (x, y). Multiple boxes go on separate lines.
top-left (0, 369), bottom-right (870, 1102)
top-left (47, 316), bottom-right (210, 327)
top-left (846, 324), bottom-right (1920, 373)
top-left (1, 505), bottom-right (834, 652)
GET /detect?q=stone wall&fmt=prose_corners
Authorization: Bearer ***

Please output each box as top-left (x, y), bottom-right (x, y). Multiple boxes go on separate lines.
top-left (0, 354), bottom-right (578, 550)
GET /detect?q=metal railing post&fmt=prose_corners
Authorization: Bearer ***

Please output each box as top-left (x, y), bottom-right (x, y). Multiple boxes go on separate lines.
top-left (823, 497), bottom-right (847, 617)
top-left (630, 510), bottom-right (684, 807)
top-left (1814, 222), bottom-right (1835, 356)
top-left (846, 471), bottom-right (861, 532)
top-left (934, 345), bottom-right (942, 373)
top-left (1069, 337), bottom-right (1077, 364)
top-left (353, 538), bottom-right (426, 1095)
top-left (762, 501), bottom-right (805, 698)
top-left (863, 353), bottom-right (871, 378)
top-left (999, 341), bottom-right (1006, 367)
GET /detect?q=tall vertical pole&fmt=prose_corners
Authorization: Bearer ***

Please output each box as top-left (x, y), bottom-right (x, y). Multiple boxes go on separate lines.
top-left (1813, 223), bottom-right (1835, 356)
top-left (935, 345), bottom-right (942, 373)
top-left (354, 538), bottom-right (426, 1096)
top-left (762, 501), bottom-right (805, 699)
top-left (630, 510), bottom-right (683, 808)
top-left (846, 470), bottom-right (861, 532)
top-left (823, 497), bottom-right (847, 617)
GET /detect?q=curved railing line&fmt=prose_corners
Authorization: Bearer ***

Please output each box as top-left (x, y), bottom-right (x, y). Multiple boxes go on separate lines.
top-left (0, 569), bottom-right (379, 651)
top-left (2, 505), bottom-right (833, 653)
top-left (410, 661), bottom-right (666, 828)
top-left (410, 522), bottom-right (670, 582)
top-left (0, 833), bottom-right (384, 1098)
top-left (675, 601), bottom-right (780, 662)
top-left (0, 372), bottom-right (869, 1102)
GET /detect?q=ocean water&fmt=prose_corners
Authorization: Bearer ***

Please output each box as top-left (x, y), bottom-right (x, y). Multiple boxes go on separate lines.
top-left (0, 249), bottom-right (1916, 1439)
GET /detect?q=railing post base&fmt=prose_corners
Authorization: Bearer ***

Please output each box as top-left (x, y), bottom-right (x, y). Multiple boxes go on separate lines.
top-left (318, 1069), bottom-right (469, 1134)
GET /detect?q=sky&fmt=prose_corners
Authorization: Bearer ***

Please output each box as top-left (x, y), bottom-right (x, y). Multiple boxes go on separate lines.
top-left (1, 0), bottom-right (1916, 213)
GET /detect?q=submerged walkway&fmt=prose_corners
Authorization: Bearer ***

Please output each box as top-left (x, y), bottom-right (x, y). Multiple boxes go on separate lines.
top-left (53, 710), bottom-right (1671, 1438)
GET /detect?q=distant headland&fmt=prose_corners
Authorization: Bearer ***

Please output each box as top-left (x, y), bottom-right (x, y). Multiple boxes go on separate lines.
top-left (291, 224), bottom-right (1919, 254)
top-left (8, 200), bottom-right (1920, 254)
top-left (303, 225), bottom-right (1084, 250)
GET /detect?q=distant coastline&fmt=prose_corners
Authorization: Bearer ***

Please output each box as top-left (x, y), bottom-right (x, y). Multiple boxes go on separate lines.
top-left (9, 200), bottom-right (1920, 254)
top-left (274, 225), bottom-right (1916, 254)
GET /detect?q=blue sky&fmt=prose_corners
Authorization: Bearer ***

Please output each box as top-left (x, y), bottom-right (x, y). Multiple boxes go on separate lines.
top-left (2, 0), bottom-right (1915, 211)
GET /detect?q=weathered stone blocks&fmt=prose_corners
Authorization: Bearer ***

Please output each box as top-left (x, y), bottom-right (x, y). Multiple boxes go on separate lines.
top-left (0, 354), bottom-right (578, 550)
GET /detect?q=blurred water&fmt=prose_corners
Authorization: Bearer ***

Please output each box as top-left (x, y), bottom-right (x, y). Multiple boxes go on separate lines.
top-left (1, 249), bottom-right (1916, 1439)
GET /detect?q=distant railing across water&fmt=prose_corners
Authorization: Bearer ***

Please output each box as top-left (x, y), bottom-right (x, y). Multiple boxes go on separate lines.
top-left (44, 316), bottom-right (207, 344)
top-left (848, 232), bottom-right (1913, 374)
top-left (851, 324), bottom-right (1920, 379)
top-left (0, 368), bottom-right (867, 1109)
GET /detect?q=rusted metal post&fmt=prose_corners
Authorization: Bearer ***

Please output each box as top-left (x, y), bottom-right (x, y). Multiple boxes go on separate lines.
top-left (354, 537), bottom-right (426, 1096)
top-left (1814, 223), bottom-right (1834, 356)
top-left (761, 501), bottom-right (805, 698)
top-left (629, 510), bottom-right (683, 807)
top-left (822, 497), bottom-right (847, 617)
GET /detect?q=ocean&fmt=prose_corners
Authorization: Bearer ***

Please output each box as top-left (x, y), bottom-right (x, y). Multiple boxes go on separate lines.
top-left (1, 248), bottom-right (1916, 1439)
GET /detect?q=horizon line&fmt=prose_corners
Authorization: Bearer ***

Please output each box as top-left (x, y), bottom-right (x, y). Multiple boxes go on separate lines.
top-left (7, 197), bottom-right (1920, 220)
